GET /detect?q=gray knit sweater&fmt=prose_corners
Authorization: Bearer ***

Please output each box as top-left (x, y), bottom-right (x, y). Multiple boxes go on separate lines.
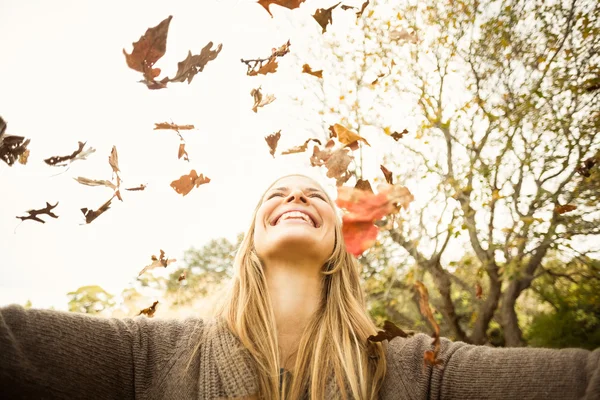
top-left (1, 305), bottom-right (599, 399)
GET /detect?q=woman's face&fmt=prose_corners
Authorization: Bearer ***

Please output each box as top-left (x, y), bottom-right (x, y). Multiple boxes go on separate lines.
top-left (253, 176), bottom-right (336, 265)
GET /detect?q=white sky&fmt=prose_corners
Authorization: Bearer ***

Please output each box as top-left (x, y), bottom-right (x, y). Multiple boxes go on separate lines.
top-left (1, 0), bottom-right (403, 309)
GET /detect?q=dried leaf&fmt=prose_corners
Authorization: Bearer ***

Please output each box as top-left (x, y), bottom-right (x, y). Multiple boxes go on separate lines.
top-left (313, 2), bottom-right (340, 33)
top-left (250, 87), bottom-right (276, 113)
top-left (356, 0), bottom-right (370, 17)
top-left (168, 42), bottom-right (223, 84)
top-left (44, 141), bottom-right (88, 166)
top-left (18, 149), bottom-right (30, 165)
top-left (555, 204), bottom-right (577, 214)
top-left (242, 40), bottom-right (290, 76)
top-left (108, 146), bottom-right (120, 174)
top-left (368, 320), bottom-right (412, 343)
top-left (390, 29), bottom-right (418, 43)
top-left (178, 271), bottom-right (187, 282)
top-left (138, 301), bottom-right (159, 318)
top-left (414, 281), bottom-right (443, 368)
top-left (335, 184), bottom-right (414, 255)
top-left (386, 128), bottom-right (409, 141)
top-left (380, 165), bottom-right (393, 184)
top-left (475, 282), bottom-right (483, 299)
top-left (138, 249), bottom-right (177, 276)
top-left (265, 130), bottom-right (281, 157)
top-left (576, 156), bottom-right (597, 177)
top-left (123, 16), bottom-right (172, 89)
top-left (125, 184), bottom-right (147, 191)
top-left (325, 149), bottom-right (353, 185)
top-left (178, 143), bottom-right (189, 161)
top-left (16, 202), bottom-right (59, 224)
top-left (74, 177), bottom-right (117, 190)
top-left (355, 179), bottom-right (373, 193)
top-left (0, 116), bottom-right (31, 167)
top-left (248, 58), bottom-right (278, 76)
top-left (329, 124), bottom-right (370, 147)
top-left (281, 138), bottom-right (322, 155)
top-left (302, 64), bottom-right (323, 78)
top-left (170, 170), bottom-right (210, 196)
top-left (258, 0), bottom-right (305, 17)
top-left (81, 196), bottom-right (113, 224)
top-left (154, 122), bottom-right (195, 131)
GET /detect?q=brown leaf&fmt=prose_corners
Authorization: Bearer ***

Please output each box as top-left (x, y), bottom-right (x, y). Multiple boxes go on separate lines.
top-left (178, 271), bottom-right (187, 282)
top-left (44, 141), bottom-right (96, 167)
top-left (108, 146), bottom-right (120, 174)
top-left (138, 249), bottom-right (177, 276)
top-left (575, 156), bottom-right (597, 177)
top-left (16, 202), bottom-right (59, 224)
top-left (125, 184), bottom-right (147, 191)
top-left (170, 170), bottom-right (210, 196)
top-left (390, 129), bottom-right (409, 141)
top-left (368, 320), bottom-right (412, 343)
top-left (178, 143), bottom-right (189, 161)
top-left (313, 2), bottom-right (340, 33)
top-left (258, 0), bottom-right (305, 17)
top-left (74, 176), bottom-right (117, 190)
top-left (554, 204), bottom-right (577, 214)
top-left (248, 58), bottom-right (278, 76)
top-left (168, 42), bottom-right (223, 84)
top-left (302, 64), bottom-right (323, 78)
top-left (390, 29), bottom-right (418, 43)
top-left (281, 138), bottom-right (322, 155)
top-left (265, 130), bottom-right (281, 157)
top-left (154, 122), bottom-right (195, 131)
top-left (414, 281), bottom-right (443, 368)
top-left (81, 196), bottom-right (113, 224)
top-left (138, 300), bottom-right (159, 318)
top-left (355, 179), bottom-right (373, 193)
top-left (242, 40), bottom-right (290, 76)
top-left (380, 165), bottom-right (393, 184)
top-left (123, 16), bottom-right (172, 89)
top-left (326, 148), bottom-right (353, 185)
top-left (329, 123), bottom-right (370, 147)
top-left (0, 116), bottom-right (31, 167)
top-left (250, 87), bottom-right (276, 113)
top-left (475, 282), bottom-right (483, 299)
top-left (18, 149), bottom-right (30, 165)
top-left (355, 0), bottom-right (370, 17)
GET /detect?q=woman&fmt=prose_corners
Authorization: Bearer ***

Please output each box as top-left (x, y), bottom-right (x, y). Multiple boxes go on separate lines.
top-left (1, 174), bottom-right (599, 399)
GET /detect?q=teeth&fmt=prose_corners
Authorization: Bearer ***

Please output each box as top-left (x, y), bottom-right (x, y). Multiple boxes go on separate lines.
top-left (277, 211), bottom-right (315, 227)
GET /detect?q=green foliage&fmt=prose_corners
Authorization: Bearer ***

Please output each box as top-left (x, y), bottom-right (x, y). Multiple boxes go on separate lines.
top-left (67, 285), bottom-right (115, 315)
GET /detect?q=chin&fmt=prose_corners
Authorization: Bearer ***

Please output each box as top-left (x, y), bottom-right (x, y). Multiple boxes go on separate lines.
top-left (263, 233), bottom-right (331, 262)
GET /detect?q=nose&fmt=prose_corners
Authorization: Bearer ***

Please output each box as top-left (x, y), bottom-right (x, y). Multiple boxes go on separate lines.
top-left (285, 189), bottom-right (309, 204)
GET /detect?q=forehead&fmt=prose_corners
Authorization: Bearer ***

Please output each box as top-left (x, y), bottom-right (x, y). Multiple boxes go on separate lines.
top-left (267, 175), bottom-right (323, 191)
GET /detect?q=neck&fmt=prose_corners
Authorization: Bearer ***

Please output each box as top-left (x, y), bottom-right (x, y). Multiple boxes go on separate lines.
top-left (264, 257), bottom-right (322, 369)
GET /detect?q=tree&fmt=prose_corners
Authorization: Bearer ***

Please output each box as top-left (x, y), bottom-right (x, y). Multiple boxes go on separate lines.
top-left (298, 0), bottom-right (600, 346)
top-left (67, 285), bottom-right (115, 315)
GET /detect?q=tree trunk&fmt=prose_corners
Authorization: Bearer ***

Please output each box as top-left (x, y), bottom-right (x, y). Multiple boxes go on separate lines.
top-left (500, 280), bottom-right (526, 347)
top-left (470, 268), bottom-right (502, 345)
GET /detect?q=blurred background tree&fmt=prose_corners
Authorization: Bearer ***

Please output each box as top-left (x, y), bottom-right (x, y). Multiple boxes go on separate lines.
top-left (67, 285), bottom-right (115, 315)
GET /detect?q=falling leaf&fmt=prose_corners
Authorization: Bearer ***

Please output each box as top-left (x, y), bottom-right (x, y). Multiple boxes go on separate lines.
top-left (168, 42), bottom-right (223, 84)
top-left (0, 116), bottom-right (31, 167)
top-left (313, 2), bottom-right (340, 33)
top-left (44, 141), bottom-right (94, 166)
top-left (123, 16), bottom-right (172, 89)
top-left (302, 64), bottom-right (323, 78)
top-left (281, 138), bottom-right (322, 155)
top-left (258, 0), bottom-right (306, 17)
top-left (138, 301), bottom-right (159, 318)
top-left (336, 184), bottom-right (414, 255)
top-left (250, 87), bottom-right (276, 113)
top-left (265, 130), bottom-right (281, 157)
top-left (18, 149), bottom-right (30, 165)
top-left (384, 127), bottom-right (409, 140)
top-left (178, 143), bottom-right (189, 161)
top-left (138, 249), bottom-right (177, 276)
top-left (108, 146), bottom-right (120, 174)
top-left (380, 165), bottom-right (393, 184)
top-left (329, 124), bottom-right (370, 147)
top-left (554, 204), bottom-right (577, 214)
top-left (475, 282), bottom-right (483, 299)
top-left (170, 169), bottom-right (210, 196)
top-left (16, 202), bottom-right (59, 224)
top-left (356, 0), bottom-right (370, 17)
top-left (368, 320), bottom-right (412, 343)
top-left (355, 179), bottom-right (373, 193)
top-left (81, 196), bottom-right (114, 224)
top-left (576, 156), bottom-right (597, 177)
top-left (154, 122), bottom-right (195, 131)
top-left (178, 271), bottom-right (187, 282)
top-left (74, 177), bottom-right (117, 190)
top-left (242, 40), bottom-right (290, 76)
top-left (390, 29), bottom-right (418, 43)
top-left (414, 281), bottom-right (443, 368)
top-left (125, 184), bottom-right (147, 191)
top-left (249, 58), bottom-right (278, 76)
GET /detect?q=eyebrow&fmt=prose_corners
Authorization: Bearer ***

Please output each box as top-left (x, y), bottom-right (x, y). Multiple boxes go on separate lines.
top-left (269, 186), bottom-right (323, 193)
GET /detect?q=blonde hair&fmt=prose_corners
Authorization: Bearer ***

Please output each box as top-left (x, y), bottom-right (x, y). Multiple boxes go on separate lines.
top-left (215, 174), bottom-right (386, 399)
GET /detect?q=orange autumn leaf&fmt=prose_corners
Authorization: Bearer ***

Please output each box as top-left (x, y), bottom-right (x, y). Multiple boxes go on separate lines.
top-left (335, 183), bottom-right (414, 255)
top-left (281, 138), bottom-right (322, 155)
top-left (250, 87), bottom-right (276, 113)
top-left (414, 281), bottom-right (443, 368)
top-left (170, 170), bottom-right (210, 196)
top-left (258, 0), bottom-right (306, 17)
top-left (138, 301), bottom-right (159, 318)
top-left (476, 282), bottom-right (483, 299)
top-left (248, 58), bottom-right (278, 76)
top-left (380, 165), bottom-right (393, 184)
top-left (313, 2), bottom-right (340, 33)
top-left (154, 122), bottom-right (195, 131)
top-left (265, 130), bottom-right (281, 157)
top-left (178, 143), bottom-right (189, 161)
top-left (554, 204), bottom-right (577, 214)
top-left (329, 123), bottom-right (370, 147)
top-left (302, 64), bottom-right (323, 78)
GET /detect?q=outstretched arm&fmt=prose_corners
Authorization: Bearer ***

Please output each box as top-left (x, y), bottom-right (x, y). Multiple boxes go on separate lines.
top-left (381, 333), bottom-right (600, 400)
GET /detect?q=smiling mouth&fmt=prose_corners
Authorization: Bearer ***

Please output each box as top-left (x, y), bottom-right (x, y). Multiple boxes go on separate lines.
top-left (272, 211), bottom-right (317, 227)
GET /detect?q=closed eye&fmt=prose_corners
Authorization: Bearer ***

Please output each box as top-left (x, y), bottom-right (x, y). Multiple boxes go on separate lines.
top-left (309, 193), bottom-right (326, 200)
top-left (267, 193), bottom-right (284, 200)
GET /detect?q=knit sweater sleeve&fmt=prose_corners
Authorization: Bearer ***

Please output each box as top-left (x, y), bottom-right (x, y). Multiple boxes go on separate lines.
top-left (381, 333), bottom-right (600, 400)
top-left (0, 304), bottom-right (204, 400)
